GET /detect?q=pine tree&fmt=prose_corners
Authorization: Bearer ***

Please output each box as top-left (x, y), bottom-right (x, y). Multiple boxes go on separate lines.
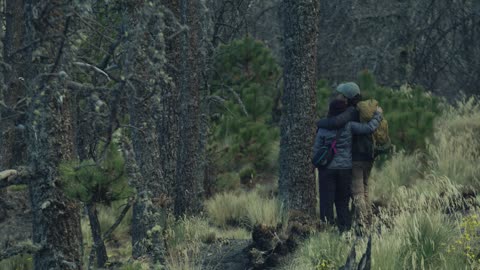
top-left (209, 37), bottom-right (281, 191)
top-left (59, 142), bottom-right (132, 269)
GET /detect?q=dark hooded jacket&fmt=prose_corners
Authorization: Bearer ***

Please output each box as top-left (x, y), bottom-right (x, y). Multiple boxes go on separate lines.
top-left (316, 106), bottom-right (376, 161)
top-left (313, 112), bottom-right (382, 169)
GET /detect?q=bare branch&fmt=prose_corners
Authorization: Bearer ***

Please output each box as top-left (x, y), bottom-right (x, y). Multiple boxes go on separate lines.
top-left (73, 62), bottom-right (111, 81)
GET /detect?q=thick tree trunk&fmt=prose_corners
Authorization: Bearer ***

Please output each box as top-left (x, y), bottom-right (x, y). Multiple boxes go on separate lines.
top-left (24, 1), bottom-right (83, 269)
top-left (173, 0), bottom-right (205, 217)
top-left (122, 3), bottom-right (170, 264)
top-left (278, 0), bottom-right (319, 213)
top-left (86, 203), bottom-right (108, 269)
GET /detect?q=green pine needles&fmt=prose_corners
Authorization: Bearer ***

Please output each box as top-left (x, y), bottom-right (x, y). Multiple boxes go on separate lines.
top-left (209, 37), bottom-right (281, 189)
top-left (59, 142), bottom-right (132, 205)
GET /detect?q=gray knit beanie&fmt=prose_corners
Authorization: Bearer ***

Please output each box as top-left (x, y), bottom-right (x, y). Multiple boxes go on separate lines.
top-left (336, 82), bottom-right (361, 99)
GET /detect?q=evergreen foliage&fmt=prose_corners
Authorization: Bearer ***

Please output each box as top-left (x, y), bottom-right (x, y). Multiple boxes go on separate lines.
top-left (209, 37), bottom-right (281, 190)
top-left (316, 71), bottom-right (443, 152)
top-left (59, 141), bottom-right (132, 205)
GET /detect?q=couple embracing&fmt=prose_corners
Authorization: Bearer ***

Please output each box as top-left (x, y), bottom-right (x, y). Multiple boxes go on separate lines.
top-left (313, 82), bottom-right (383, 235)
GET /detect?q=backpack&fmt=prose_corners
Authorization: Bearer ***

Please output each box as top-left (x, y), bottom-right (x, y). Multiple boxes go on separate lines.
top-left (356, 99), bottom-right (392, 156)
top-left (312, 129), bottom-right (341, 168)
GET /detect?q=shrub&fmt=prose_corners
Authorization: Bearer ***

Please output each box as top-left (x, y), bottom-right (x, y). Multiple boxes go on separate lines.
top-left (450, 214), bottom-right (480, 268)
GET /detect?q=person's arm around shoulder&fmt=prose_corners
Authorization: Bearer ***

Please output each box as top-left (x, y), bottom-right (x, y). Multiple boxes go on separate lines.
top-left (316, 106), bottom-right (357, 130)
top-left (350, 106), bottom-right (383, 135)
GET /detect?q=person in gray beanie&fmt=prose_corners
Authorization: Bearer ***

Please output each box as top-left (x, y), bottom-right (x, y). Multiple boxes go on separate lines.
top-left (314, 97), bottom-right (382, 232)
top-left (316, 82), bottom-right (377, 236)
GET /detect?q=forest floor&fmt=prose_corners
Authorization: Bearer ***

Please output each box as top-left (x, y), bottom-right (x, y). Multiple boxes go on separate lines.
top-left (0, 187), bottom-right (255, 270)
top-left (200, 239), bottom-right (251, 270)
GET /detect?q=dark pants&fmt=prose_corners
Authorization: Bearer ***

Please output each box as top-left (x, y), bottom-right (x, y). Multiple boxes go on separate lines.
top-left (318, 169), bottom-right (352, 231)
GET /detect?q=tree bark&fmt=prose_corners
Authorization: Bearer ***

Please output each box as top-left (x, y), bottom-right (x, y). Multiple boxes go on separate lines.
top-left (1, 0), bottom-right (27, 171)
top-left (173, 0), bottom-right (205, 217)
top-left (121, 3), bottom-right (170, 264)
top-left (278, 0), bottom-right (319, 213)
top-left (24, 1), bottom-right (83, 269)
top-left (157, 0), bottom-right (181, 208)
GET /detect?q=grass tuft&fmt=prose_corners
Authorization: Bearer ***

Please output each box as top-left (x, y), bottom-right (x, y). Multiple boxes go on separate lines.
top-left (205, 188), bottom-right (282, 228)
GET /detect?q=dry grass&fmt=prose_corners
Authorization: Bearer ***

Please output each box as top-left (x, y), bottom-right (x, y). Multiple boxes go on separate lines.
top-left (428, 98), bottom-right (480, 187)
top-left (370, 151), bottom-right (422, 204)
top-left (205, 187), bottom-right (283, 228)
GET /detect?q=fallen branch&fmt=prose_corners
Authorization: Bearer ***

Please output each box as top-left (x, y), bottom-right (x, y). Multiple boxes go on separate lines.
top-left (0, 167), bottom-right (33, 189)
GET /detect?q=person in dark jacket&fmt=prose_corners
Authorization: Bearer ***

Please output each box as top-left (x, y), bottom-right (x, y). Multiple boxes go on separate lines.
top-left (314, 98), bottom-right (382, 231)
top-left (316, 82), bottom-right (378, 235)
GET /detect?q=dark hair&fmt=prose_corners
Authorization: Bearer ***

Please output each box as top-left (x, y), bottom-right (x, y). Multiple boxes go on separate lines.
top-left (348, 94), bottom-right (362, 106)
top-left (328, 99), bottom-right (348, 117)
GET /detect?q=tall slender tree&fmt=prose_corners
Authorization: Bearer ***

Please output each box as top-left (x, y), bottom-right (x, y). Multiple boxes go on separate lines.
top-left (278, 0), bottom-right (320, 213)
top-left (172, 0), bottom-right (206, 216)
top-left (121, 2), bottom-right (171, 264)
top-left (159, 0), bottom-right (182, 209)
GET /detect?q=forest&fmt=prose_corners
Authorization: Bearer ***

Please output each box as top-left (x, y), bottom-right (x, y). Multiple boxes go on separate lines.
top-left (0, 0), bottom-right (479, 269)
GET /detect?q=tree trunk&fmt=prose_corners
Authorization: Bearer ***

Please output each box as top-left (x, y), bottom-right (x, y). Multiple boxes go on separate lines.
top-left (24, 1), bottom-right (83, 269)
top-left (278, 0), bottom-right (319, 213)
top-left (86, 203), bottom-right (108, 269)
top-left (173, 0), bottom-right (205, 217)
top-left (1, 0), bottom-right (27, 170)
top-left (157, 0), bottom-right (181, 208)
top-left (121, 3), bottom-right (170, 264)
